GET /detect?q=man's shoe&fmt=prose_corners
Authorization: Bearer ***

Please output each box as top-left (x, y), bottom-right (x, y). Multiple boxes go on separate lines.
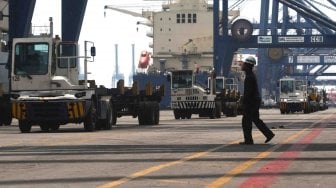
top-left (265, 134), bottom-right (275, 143)
top-left (239, 141), bottom-right (254, 145)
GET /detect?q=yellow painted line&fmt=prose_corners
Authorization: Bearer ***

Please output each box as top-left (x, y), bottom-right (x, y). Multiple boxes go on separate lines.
top-left (98, 114), bottom-right (324, 188)
top-left (206, 128), bottom-right (307, 188)
top-left (206, 115), bottom-right (329, 188)
top-left (97, 140), bottom-right (239, 188)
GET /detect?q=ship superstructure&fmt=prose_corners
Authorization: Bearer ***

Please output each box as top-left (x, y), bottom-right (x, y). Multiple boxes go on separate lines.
top-left (142, 0), bottom-right (239, 73)
top-left (149, 0), bottom-right (213, 72)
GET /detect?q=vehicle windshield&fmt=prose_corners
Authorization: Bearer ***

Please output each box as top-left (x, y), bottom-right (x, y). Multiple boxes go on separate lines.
top-left (295, 80), bottom-right (306, 91)
top-left (14, 43), bottom-right (49, 75)
top-left (280, 80), bottom-right (294, 93)
top-left (216, 78), bottom-right (224, 92)
top-left (171, 71), bottom-right (193, 89)
top-left (224, 78), bottom-right (236, 90)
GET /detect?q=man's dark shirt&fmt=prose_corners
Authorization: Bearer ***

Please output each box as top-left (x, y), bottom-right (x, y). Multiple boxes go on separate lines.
top-left (243, 70), bottom-right (261, 109)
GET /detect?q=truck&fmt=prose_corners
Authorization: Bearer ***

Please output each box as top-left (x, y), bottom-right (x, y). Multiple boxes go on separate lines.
top-left (10, 36), bottom-right (163, 133)
top-left (279, 77), bottom-right (310, 114)
top-left (169, 70), bottom-right (222, 119)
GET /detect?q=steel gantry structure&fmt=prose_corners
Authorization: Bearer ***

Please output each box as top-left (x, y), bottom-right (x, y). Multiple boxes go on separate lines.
top-left (214, 0), bottom-right (336, 96)
top-left (7, 0), bottom-right (88, 81)
top-left (8, 0), bottom-right (87, 42)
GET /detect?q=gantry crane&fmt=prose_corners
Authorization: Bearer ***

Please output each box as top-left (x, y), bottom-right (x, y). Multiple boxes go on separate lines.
top-left (213, 0), bottom-right (336, 97)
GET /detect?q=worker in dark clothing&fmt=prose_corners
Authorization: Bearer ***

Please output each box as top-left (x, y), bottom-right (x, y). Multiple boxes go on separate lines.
top-left (240, 56), bottom-right (275, 145)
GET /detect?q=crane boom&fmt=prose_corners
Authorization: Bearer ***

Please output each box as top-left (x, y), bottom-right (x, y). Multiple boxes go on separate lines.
top-left (104, 5), bottom-right (143, 18)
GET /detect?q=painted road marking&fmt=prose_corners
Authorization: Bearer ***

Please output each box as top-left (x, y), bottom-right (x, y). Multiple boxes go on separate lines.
top-left (97, 115), bottom-right (323, 188)
top-left (97, 140), bottom-right (240, 188)
top-left (206, 115), bottom-right (330, 188)
top-left (205, 128), bottom-right (308, 188)
top-left (238, 124), bottom-right (327, 188)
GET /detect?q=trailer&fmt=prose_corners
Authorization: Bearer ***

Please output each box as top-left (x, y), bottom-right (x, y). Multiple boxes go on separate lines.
top-left (10, 36), bottom-right (162, 133)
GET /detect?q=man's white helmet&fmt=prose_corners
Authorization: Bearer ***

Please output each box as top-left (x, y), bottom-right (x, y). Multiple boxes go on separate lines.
top-left (244, 56), bottom-right (256, 65)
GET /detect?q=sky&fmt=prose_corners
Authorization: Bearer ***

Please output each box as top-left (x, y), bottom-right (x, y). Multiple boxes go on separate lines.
top-left (33, 0), bottom-right (156, 87)
top-left (32, 0), bottom-right (336, 87)
top-left (31, 0), bottom-right (264, 87)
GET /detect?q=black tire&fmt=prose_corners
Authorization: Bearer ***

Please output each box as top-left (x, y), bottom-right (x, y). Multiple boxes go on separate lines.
top-left (215, 101), bottom-right (222, 118)
top-left (173, 109), bottom-right (180, 119)
top-left (209, 108), bottom-right (216, 119)
top-left (138, 101), bottom-right (146, 125)
top-left (226, 106), bottom-right (237, 117)
top-left (0, 98), bottom-right (11, 126)
top-left (232, 106), bottom-right (238, 117)
top-left (84, 101), bottom-right (97, 132)
top-left (103, 102), bottom-right (114, 130)
top-left (2, 107), bottom-right (12, 126)
top-left (50, 124), bottom-right (60, 131)
top-left (19, 120), bottom-right (32, 133)
top-left (95, 120), bottom-right (103, 130)
top-left (111, 102), bottom-right (117, 125)
top-left (154, 102), bottom-right (160, 125)
top-left (40, 124), bottom-right (50, 132)
top-left (186, 112), bottom-right (192, 119)
top-left (145, 102), bottom-right (156, 125)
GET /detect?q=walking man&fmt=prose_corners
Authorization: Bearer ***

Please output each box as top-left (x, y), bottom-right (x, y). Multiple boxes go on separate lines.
top-left (240, 56), bottom-right (275, 145)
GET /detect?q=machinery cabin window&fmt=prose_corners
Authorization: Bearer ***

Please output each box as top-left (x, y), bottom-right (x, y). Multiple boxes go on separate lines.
top-left (172, 71), bottom-right (193, 89)
top-left (14, 43), bottom-right (49, 75)
top-left (295, 80), bottom-right (306, 91)
top-left (57, 43), bottom-right (77, 68)
top-left (280, 80), bottom-right (294, 93)
top-left (225, 78), bottom-right (237, 90)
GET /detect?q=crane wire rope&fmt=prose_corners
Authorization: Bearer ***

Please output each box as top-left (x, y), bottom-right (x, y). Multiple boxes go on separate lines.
top-left (229, 0), bottom-right (246, 10)
top-left (307, 0), bottom-right (336, 12)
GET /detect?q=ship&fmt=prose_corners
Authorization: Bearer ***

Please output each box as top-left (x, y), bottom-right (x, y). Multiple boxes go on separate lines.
top-left (131, 0), bottom-right (241, 108)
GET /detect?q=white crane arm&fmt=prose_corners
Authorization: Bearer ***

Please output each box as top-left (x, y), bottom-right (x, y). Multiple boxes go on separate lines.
top-left (104, 5), bottom-right (143, 18)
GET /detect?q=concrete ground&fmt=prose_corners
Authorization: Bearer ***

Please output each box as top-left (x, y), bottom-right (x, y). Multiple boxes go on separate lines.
top-left (0, 108), bottom-right (335, 188)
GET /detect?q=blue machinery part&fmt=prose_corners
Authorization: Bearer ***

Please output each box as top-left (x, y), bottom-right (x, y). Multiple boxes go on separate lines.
top-left (61, 0), bottom-right (88, 42)
top-left (8, 0), bottom-right (36, 40)
top-left (8, 0), bottom-right (87, 42)
top-left (213, 0), bottom-right (336, 94)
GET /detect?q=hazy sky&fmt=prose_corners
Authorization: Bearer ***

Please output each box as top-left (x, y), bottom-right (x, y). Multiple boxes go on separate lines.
top-left (31, 0), bottom-right (264, 87)
top-left (32, 0), bottom-right (336, 86)
top-left (33, 0), bottom-right (156, 87)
